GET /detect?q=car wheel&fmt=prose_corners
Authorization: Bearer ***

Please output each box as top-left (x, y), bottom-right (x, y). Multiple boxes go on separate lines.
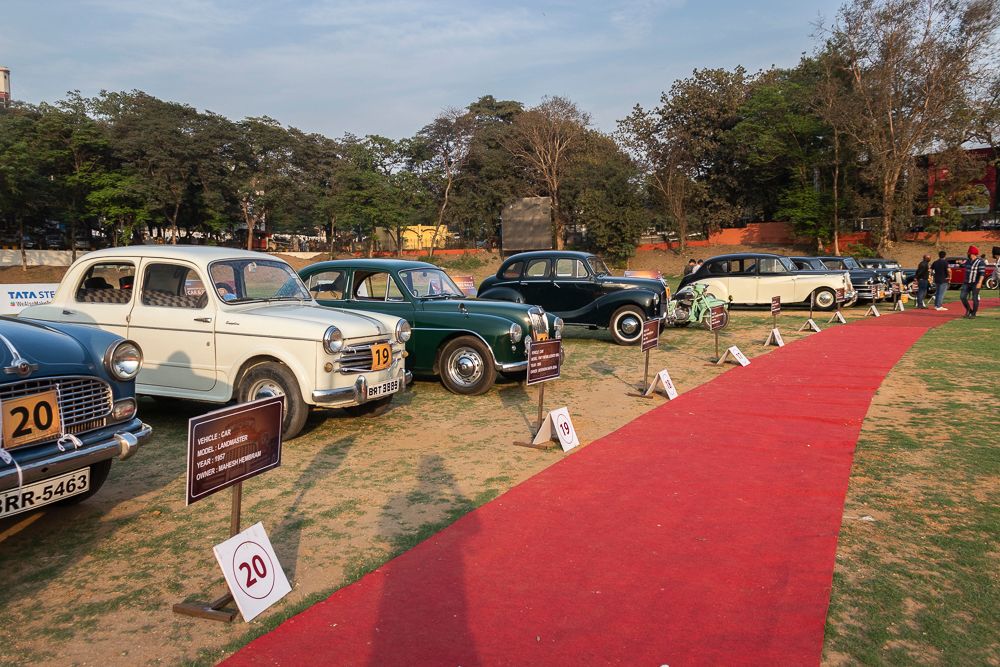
top-left (341, 397), bottom-right (392, 418)
top-left (986, 275), bottom-right (999, 290)
top-left (813, 288), bottom-right (837, 311)
top-left (239, 362), bottom-right (309, 440)
top-left (57, 459), bottom-right (112, 506)
top-left (439, 336), bottom-right (496, 395)
top-left (609, 305), bottom-right (645, 345)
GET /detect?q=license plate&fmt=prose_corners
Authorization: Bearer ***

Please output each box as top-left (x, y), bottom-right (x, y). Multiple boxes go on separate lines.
top-left (366, 378), bottom-right (401, 399)
top-left (0, 468), bottom-right (90, 519)
top-left (2, 389), bottom-right (62, 449)
top-left (370, 343), bottom-right (392, 371)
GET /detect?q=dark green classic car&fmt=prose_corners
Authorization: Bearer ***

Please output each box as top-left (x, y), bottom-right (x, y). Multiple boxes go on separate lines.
top-left (299, 259), bottom-right (563, 395)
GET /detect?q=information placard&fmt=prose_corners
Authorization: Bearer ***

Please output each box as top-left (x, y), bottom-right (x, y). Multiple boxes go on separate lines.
top-left (449, 274), bottom-right (476, 296)
top-left (213, 522), bottom-right (291, 622)
top-left (640, 319), bottom-right (660, 352)
top-left (525, 339), bottom-right (562, 386)
top-left (770, 295), bottom-right (781, 316)
top-left (708, 304), bottom-right (727, 331)
top-left (644, 369), bottom-right (679, 400)
top-left (186, 397), bottom-right (283, 505)
top-left (717, 345), bottom-right (751, 367)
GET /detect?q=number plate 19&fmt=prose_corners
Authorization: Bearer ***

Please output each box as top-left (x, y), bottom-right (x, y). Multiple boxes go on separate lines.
top-left (3, 389), bottom-right (62, 449)
top-left (370, 343), bottom-right (392, 371)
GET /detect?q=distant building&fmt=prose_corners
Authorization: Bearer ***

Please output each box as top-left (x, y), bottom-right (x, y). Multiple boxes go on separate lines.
top-left (0, 66), bottom-right (9, 107)
top-left (376, 225), bottom-right (448, 251)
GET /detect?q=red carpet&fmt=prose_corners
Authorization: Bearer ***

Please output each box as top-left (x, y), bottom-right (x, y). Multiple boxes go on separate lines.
top-left (224, 302), bottom-right (995, 667)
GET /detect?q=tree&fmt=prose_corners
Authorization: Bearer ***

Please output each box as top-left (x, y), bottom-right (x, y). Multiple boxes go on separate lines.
top-left (502, 96), bottom-right (590, 249)
top-left (413, 108), bottom-right (474, 255)
top-left (0, 106), bottom-right (50, 269)
top-left (823, 0), bottom-right (1000, 254)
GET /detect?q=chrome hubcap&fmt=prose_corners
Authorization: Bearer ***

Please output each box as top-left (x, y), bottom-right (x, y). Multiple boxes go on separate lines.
top-left (619, 315), bottom-right (641, 337)
top-left (448, 348), bottom-right (484, 386)
top-left (250, 380), bottom-right (285, 401)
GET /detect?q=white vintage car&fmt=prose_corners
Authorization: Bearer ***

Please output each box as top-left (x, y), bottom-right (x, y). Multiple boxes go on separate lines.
top-left (676, 253), bottom-right (856, 310)
top-left (22, 246), bottom-right (411, 439)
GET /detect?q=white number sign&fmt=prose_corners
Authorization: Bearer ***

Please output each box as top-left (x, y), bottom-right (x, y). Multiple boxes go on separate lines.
top-left (717, 345), bottom-right (751, 367)
top-left (214, 522), bottom-right (291, 621)
top-left (644, 369), bottom-right (679, 400)
top-left (531, 407), bottom-right (580, 452)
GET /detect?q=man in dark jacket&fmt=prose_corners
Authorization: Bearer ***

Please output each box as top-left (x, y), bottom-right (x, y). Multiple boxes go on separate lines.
top-left (931, 250), bottom-right (950, 310)
top-left (915, 254), bottom-right (930, 308)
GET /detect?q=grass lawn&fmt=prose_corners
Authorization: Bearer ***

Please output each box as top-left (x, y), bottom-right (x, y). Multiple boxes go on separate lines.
top-left (823, 309), bottom-right (999, 665)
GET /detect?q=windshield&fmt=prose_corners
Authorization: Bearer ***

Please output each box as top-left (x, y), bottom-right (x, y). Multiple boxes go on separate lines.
top-left (399, 268), bottom-right (465, 299)
top-left (208, 259), bottom-right (311, 303)
top-left (587, 256), bottom-right (611, 276)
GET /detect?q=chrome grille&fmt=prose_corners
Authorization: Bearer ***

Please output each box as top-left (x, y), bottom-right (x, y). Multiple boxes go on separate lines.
top-left (338, 338), bottom-right (391, 374)
top-left (0, 376), bottom-right (113, 435)
top-left (527, 308), bottom-right (547, 339)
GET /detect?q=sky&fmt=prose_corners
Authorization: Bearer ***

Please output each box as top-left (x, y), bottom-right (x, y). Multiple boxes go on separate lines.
top-left (4, 0), bottom-right (846, 139)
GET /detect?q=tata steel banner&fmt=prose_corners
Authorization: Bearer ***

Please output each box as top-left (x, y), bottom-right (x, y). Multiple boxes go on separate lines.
top-left (0, 283), bottom-right (58, 315)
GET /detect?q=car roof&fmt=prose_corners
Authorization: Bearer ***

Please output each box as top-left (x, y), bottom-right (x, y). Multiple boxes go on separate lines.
top-left (305, 258), bottom-right (437, 271)
top-left (78, 245), bottom-right (277, 264)
top-left (502, 250), bottom-right (596, 263)
top-left (703, 253), bottom-right (786, 261)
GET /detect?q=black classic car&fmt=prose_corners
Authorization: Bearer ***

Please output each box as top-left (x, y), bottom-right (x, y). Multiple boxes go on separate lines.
top-left (789, 256), bottom-right (888, 303)
top-left (0, 317), bottom-right (151, 519)
top-left (477, 251), bottom-right (667, 345)
top-left (858, 258), bottom-right (916, 290)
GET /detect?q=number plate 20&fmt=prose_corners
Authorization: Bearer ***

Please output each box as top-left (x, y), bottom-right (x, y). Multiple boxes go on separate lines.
top-left (3, 389), bottom-right (62, 449)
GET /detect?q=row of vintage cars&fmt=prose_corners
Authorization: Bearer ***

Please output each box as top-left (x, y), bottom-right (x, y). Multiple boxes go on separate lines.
top-left (0, 244), bottom-right (990, 518)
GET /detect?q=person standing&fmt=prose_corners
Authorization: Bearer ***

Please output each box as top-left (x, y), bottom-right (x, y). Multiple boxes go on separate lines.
top-left (931, 250), bottom-right (951, 310)
top-left (682, 259), bottom-right (697, 276)
top-left (960, 245), bottom-right (985, 318)
top-left (915, 254), bottom-right (930, 308)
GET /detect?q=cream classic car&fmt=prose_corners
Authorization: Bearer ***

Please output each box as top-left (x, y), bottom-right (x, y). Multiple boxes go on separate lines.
top-left (676, 253), bottom-right (855, 310)
top-left (22, 246), bottom-right (411, 439)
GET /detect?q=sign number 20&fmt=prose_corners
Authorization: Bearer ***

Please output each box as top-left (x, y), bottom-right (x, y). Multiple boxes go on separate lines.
top-left (238, 554), bottom-right (268, 588)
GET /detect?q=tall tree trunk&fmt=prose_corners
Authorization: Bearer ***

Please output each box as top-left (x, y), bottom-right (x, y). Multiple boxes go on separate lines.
top-left (429, 175), bottom-right (454, 258)
top-left (328, 217), bottom-right (336, 260)
top-left (879, 178), bottom-right (897, 256)
top-left (18, 218), bottom-right (27, 272)
top-left (832, 135), bottom-right (840, 256)
top-left (552, 194), bottom-right (564, 250)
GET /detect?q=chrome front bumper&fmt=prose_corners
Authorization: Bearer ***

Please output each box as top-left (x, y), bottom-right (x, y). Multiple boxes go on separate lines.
top-left (0, 422), bottom-right (153, 492)
top-left (312, 370), bottom-right (413, 406)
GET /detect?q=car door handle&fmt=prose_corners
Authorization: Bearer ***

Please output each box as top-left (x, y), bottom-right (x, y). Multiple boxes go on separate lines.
top-left (194, 317), bottom-right (212, 323)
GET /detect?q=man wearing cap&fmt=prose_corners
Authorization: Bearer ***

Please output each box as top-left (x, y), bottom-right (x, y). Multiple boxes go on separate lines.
top-left (960, 245), bottom-right (985, 318)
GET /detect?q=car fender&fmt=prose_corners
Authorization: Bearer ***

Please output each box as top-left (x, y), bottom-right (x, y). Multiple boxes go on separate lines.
top-left (219, 337), bottom-right (316, 404)
top-left (418, 311), bottom-right (524, 368)
top-left (687, 279), bottom-right (730, 302)
top-left (477, 286), bottom-right (525, 303)
top-left (586, 288), bottom-right (660, 325)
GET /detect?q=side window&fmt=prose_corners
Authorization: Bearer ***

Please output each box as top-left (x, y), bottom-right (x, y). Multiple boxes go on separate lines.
top-left (387, 276), bottom-right (405, 301)
top-left (758, 258), bottom-right (787, 274)
top-left (209, 263), bottom-right (238, 301)
top-left (353, 271), bottom-right (391, 300)
top-left (307, 270), bottom-right (347, 300)
top-left (574, 260), bottom-right (589, 278)
top-left (141, 263), bottom-right (208, 308)
top-left (822, 259), bottom-right (845, 270)
top-left (525, 259), bottom-right (550, 278)
top-left (706, 260), bottom-right (729, 275)
top-left (731, 260), bottom-right (753, 275)
top-left (75, 262), bottom-right (135, 304)
top-left (555, 258), bottom-right (575, 277)
top-left (502, 261), bottom-right (524, 279)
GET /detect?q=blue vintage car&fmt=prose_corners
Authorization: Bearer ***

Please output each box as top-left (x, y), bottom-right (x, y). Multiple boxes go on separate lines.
top-left (0, 317), bottom-right (152, 519)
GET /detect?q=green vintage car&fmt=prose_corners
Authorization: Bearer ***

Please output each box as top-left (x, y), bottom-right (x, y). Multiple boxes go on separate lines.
top-left (299, 259), bottom-right (563, 395)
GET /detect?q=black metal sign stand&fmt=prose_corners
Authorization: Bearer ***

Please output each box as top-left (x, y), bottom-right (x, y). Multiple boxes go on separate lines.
top-left (173, 482), bottom-right (242, 622)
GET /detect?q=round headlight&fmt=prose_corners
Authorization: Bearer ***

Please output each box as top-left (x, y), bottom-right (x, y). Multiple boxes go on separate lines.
top-left (395, 319), bottom-right (412, 343)
top-left (324, 326), bottom-right (344, 354)
top-left (105, 340), bottom-right (142, 381)
top-left (509, 322), bottom-right (523, 343)
top-left (553, 317), bottom-right (564, 339)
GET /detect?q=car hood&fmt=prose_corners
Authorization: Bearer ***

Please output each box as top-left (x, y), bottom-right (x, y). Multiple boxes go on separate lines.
top-left (226, 303), bottom-right (399, 340)
top-left (0, 317), bottom-right (92, 373)
top-left (418, 298), bottom-right (535, 320)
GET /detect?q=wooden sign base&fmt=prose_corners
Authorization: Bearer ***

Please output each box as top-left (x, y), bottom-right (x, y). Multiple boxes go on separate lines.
top-left (866, 304), bottom-right (881, 318)
top-left (798, 319), bottom-right (821, 332)
top-left (763, 328), bottom-right (784, 347)
top-left (716, 345), bottom-right (750, 366)
top-left (894, 300), bottom-right (904, 311)
top-left (515, 407), bottom-right (580, 452)
top-left (174, 483), bottom-right (243, 623)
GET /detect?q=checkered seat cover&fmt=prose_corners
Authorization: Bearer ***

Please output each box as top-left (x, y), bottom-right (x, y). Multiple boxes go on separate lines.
top-left (141, 290), bottom-right (208, 309)
top-left (75, 288), bottom-right (133, 304)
